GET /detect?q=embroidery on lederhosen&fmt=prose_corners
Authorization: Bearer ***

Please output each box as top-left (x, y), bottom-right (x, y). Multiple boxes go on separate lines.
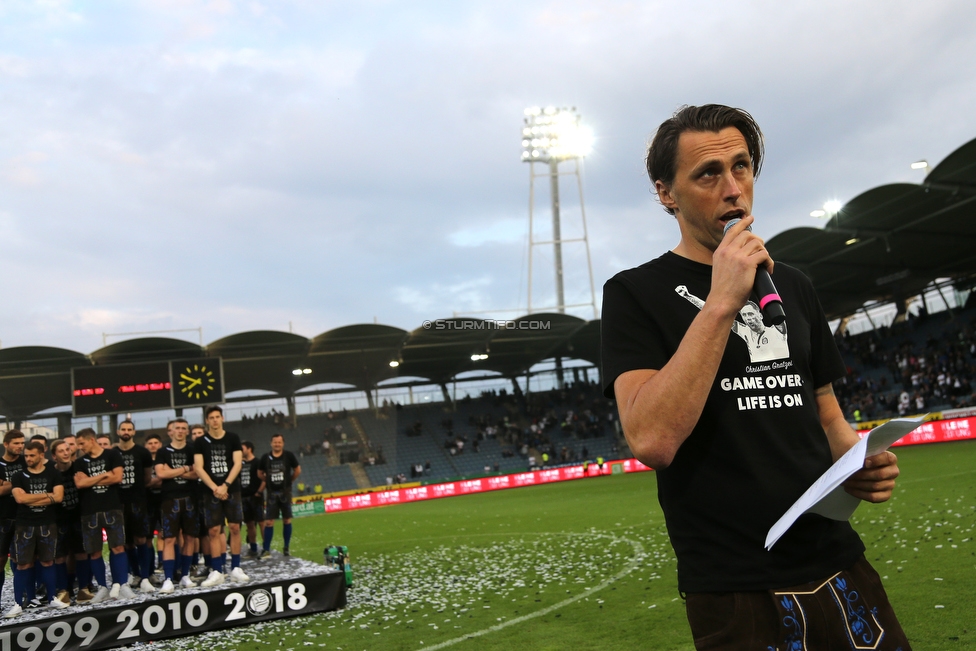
top-left (767, 593), bottom-right (807, 651)
top-left (770, 571), bottom-right (886, 651)
top-left (828, 575), bottom-right (885, 649)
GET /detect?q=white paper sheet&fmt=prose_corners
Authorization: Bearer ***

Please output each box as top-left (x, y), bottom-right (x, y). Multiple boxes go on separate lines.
top-left (764, 416), bottom-right (925, 550)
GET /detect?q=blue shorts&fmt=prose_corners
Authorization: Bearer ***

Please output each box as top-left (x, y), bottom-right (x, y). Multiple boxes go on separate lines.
top-left (160, 497), bottom-right (200, 539)
top-left (81, 510), bottom-right (125, 554)
top-left (203, 491), bottom-right (243, 529)
top-left (265, 489), bottom-right (293, 520)
top-left (14, 524), bottom-right (57, 565)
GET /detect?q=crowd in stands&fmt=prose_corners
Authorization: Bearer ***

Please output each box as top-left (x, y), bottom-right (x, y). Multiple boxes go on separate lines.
top-left (407, 379), bottom-right (621, 470)
top-left (240, 408), bottom-right (289, 427)
top-left (833, 306), bottom-right (976, 422)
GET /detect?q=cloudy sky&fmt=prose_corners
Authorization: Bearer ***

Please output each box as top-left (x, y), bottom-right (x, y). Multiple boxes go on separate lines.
top-left (2, 0), bottom-right (975, 354)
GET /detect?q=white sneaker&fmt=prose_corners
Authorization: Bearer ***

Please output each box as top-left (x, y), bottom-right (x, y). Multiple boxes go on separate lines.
top-left (3, 604), bottom-right (22, 618)
top-left (109, 583), bottom-right (121, 599)
top-left (48, 598), bottom-right (69, 610)
top-left (201, 570), bottom-right (224, 588)
top-left (179, 576), bottom-right (196, 589)
top-left (139, 578), bottom-right (155, 594)
top-left (119, 584), bottom-right (137, 599)
top-left (159, 579), bottom-right (175, 594)
top-left (91, 586), bottom-right (111, 604)
top-left (229, 567), bottom-right (250, 583)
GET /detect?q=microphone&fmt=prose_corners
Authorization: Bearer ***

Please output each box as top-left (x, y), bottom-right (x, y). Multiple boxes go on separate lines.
top-left (723, 218), bottom-right (786, 326)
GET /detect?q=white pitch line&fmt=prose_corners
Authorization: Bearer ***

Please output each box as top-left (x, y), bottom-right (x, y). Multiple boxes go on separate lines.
top-left (416, 533), bottom-right (646, 651)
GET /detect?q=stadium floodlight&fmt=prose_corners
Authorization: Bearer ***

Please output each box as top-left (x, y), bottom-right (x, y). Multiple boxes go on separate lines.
top-left (911, 160), bottom-right (930, 171)
top-left (292, 368), bottom-right (312, 375)
top-left (823, 200), bottom-right (842, 215)
top-left (810, 209), bottom-right (827, 218)
top-left (470, 353), bottom-right (488, 361)
top-left (845, 237), bottom-right (859, 246)
top-left (521, 107), bottom-right (593, 163)
top-left (389, 360), bottom-right (400, 368)
top-left (520, 105), bottom-right (598, 337)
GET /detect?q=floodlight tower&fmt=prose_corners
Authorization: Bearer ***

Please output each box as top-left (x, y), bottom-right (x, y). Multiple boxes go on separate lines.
top-left (521, 106), bottom-right (598, 317)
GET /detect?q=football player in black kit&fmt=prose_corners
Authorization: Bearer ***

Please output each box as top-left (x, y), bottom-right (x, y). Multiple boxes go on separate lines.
top-left (116, 420), bottom-right (157, 594)
top-left (155, 418), bottom-right (200, 593)
top-left (73, 428), bottom-right (135, 603)
top-left (259, 433), bottom-right (301, 557)
top-left (52, 439), bottom-right (85, 606)
top-left (193, 406), bottom-right (249, 586)
top-left (5, 441), bottom-right (65, 617)
top-left (240, 441), bottom-right (264, 559)
top-left (0, 430), bottom-right (26, 604)
top-left (144, 433), bottom-right (164, 576)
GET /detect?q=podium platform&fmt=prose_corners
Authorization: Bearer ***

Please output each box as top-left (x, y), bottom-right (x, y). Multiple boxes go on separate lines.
top-left (0, 554), bottom-right (347, 651)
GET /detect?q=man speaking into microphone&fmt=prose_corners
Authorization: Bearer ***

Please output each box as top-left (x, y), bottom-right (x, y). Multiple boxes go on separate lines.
top-left (601, 105), bottom-right (910, 649)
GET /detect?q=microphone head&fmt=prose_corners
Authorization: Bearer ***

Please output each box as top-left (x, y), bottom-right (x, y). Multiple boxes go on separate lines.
top-left (723, 217), bottom-right (751, 236)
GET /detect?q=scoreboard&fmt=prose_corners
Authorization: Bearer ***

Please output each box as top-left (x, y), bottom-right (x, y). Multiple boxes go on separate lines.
top-left (72, 358), bottom-right (224, 416)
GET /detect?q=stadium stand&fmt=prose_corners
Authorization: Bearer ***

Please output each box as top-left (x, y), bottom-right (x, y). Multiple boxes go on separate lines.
top-left (215, 379), bottom-right (626, 494)
top-left (833, 300), bottom-right (976, 421)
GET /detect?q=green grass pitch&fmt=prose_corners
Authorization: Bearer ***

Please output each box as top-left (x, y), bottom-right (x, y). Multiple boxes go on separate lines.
top-left (171, 440), bottom-right (976, 651)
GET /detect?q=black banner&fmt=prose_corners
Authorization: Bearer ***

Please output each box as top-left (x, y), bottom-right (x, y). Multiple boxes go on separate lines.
top-left (0, 571), bottom-right (346, 651)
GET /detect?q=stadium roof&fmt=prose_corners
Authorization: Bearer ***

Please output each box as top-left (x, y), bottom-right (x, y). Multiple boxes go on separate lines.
top-left (767, 136), bottom-right (976, 319)
top-left (4, 135), bottom-right (975, 420)
top-left (0, 315), bottom-right (600, 420)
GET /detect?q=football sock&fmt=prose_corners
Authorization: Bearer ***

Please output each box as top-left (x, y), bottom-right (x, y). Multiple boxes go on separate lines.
top-left (283, 523), bottom-right (293, 548)
top-left (109, 551), bottom-right (128, 586)
top-left (12, 566), bottom-right (26, 606)
top-left (138, 543), bottom-right (153, 580)
top-left (26, 566), bottom-right (36, 601)
top-left (126, 547), bottom-right (139, 577)
top-left (76, 559), bottom-right (92, 590)
top-left (181, 554), bottom-right (194, 578)
top-left (41, 565), bottom-right (56, 603)
top-left (55, 562), bottom-right (68, 591)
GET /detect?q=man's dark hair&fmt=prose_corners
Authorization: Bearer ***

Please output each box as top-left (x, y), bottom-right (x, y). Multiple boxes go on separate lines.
top-left (25, 441), bottom-right (46, 454)
top-left (145, 433), bottom-right (162, 443)
top-left (205, 405), bottom-right (223, 418)
top-left (29, 435), bottom-right (48, 450)
top-left (51, 440), bottom-right (67, 455)
top-left (646, 104), bottom-right (764, 215)
top-left (166, 418), bottom-right (188, 430)
top-left (76, 428), bottom-right (97, 441)
top-left (242, 441), bottom-right (254, 452)
top-left (119, 419), bottom-right (135, 429)
top-left (271, 433), bottom-right (284, 441)
top-left (3, 430), bottom-right (24, 444)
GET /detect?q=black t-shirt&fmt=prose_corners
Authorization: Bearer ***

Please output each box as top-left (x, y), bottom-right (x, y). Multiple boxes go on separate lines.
top-left (156, 445), bottom-right (195, 499)
top-left (601, 252), bottom-right (864, 592)
top-left (11, 465), bottom-right (64, 525)
top-left (260, 451), bottom-right (300, 491)
top-left (57, 464), bottom-right (80, 525)
top-left (119, 444), bottom-right (153, 504)
top-left (74, 448), bottom-right (124, 515)
top-left (194, 432), bottom-right (242, 492)
top-left (148, 452), bottom-right (162, 500)
top-left (240, 457), bottom-right (262, 498)
top-left (0, 455), bottom-right (25, 520)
